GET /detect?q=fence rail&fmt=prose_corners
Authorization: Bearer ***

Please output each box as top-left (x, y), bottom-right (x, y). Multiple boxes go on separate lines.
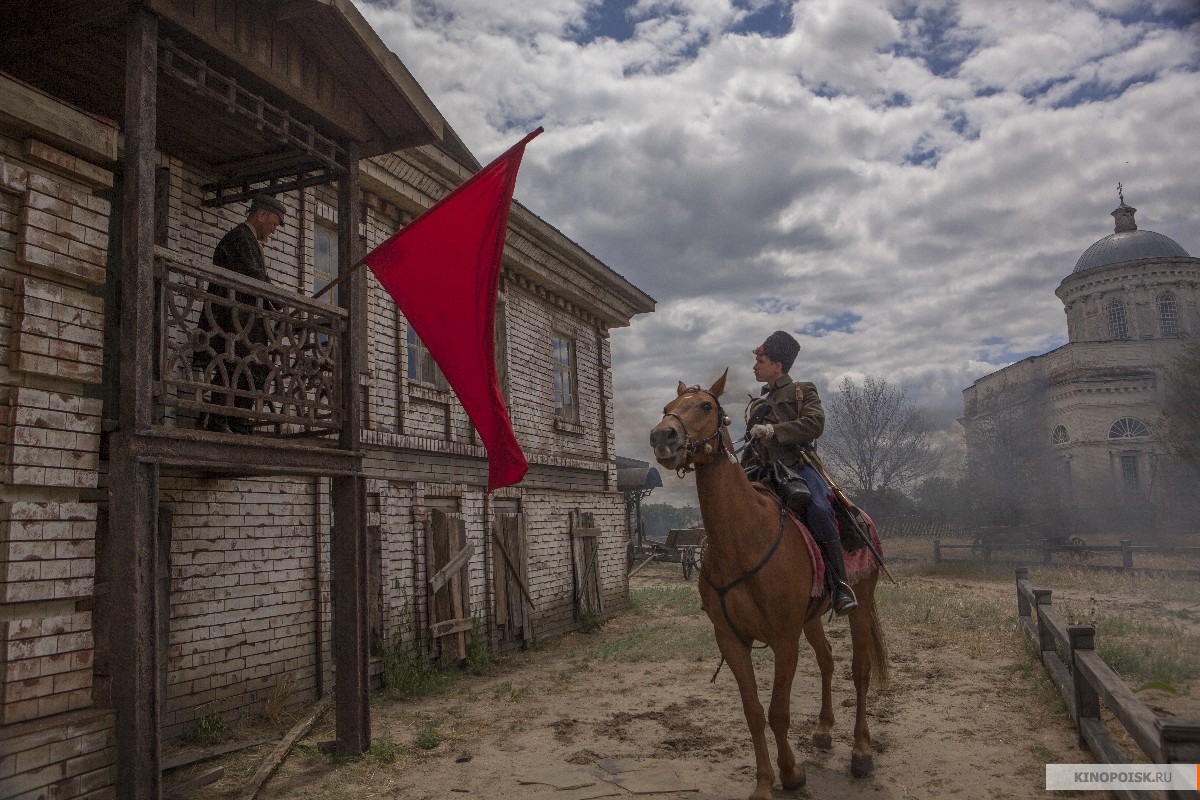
top-left (1015, 568), bottom-right (1200, 799)
top-left (936, 539), bottom-right (1200, 575)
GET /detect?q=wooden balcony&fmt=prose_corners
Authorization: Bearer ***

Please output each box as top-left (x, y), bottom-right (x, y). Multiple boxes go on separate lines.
top-left (123, 252), bottom-right (361, 476)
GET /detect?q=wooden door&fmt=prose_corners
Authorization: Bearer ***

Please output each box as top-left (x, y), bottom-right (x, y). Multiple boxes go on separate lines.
top-left (570, 511), bottom-right (603, 621)
top-left (491, 512), bottom-right (531, 648)
top-left (425, 509), bottom-right (473, 664)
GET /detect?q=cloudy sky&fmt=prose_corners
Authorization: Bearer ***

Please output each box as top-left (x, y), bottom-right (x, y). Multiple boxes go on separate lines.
top-left (358, 0), bottom-right (1200, 504)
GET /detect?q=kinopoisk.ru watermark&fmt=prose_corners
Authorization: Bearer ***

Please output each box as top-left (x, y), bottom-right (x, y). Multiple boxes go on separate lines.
top-left (1046, 763), bottom-right (1199, 791)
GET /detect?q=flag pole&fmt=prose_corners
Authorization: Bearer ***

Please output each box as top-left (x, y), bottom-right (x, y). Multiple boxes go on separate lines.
top-left (309, 127), bottom-right (544, 304)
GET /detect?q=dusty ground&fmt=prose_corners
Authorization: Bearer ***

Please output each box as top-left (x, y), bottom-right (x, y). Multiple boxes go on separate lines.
top-left (172, 541), bottom-right (1200, 800)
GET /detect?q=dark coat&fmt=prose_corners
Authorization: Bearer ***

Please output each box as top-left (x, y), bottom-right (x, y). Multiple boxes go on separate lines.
top-left (742, 374), bottom-right (824, 467)
top-left (196, 223), bottom-right (270, 367)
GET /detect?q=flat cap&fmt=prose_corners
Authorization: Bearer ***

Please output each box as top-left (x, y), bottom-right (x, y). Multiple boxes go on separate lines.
top-left (248, 194), bottom-right (287, 219)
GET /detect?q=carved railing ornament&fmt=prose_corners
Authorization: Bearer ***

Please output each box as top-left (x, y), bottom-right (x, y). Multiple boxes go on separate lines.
top-left (155, 255), bottom-right (346, 436)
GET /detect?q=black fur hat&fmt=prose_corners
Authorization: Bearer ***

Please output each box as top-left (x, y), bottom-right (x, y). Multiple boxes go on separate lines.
top-left (753, 330), bottom-right (800, 372)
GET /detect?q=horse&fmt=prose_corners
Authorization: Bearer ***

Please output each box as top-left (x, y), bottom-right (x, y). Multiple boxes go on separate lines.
top-left (649, 370), bottom-right (888, 800)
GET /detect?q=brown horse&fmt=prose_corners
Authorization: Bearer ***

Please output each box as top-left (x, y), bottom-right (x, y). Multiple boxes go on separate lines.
top-left (649, 370), bottom-right (888, 800)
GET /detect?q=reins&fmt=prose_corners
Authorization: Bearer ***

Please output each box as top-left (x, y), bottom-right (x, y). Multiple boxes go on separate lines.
top-left (701, 505), bottom-right (787, 649)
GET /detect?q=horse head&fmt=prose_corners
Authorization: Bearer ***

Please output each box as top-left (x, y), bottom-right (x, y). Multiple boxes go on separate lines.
top-left (650, 369), bottom-right (732, 474)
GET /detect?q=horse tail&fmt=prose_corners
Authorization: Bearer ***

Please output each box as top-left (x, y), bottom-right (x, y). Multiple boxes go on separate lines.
top-left (865, 588), bottom-right (889, 686)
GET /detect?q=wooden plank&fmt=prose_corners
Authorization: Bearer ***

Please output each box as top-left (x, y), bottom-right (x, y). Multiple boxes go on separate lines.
top-left (162, 735), bottom-right (280, 771)
top-left (628, 554), bottom-right (657, 578)
top-left (448, 516), bottom-right (468, 660)
top-left (491, 528), bottom-right (535, 609)
top-left (236, 697), bottom-right (332, 800)
top-left (0, 72), bottom-right (119, 162)
top-left (164, 767), bottom-right (224, 800)
top-left (1076, 650), bottom-right (1165, 762)
top-left (572, 527), bottom-right (601, 539)
top-left (516, 514), bottom-right (531, 644)
top-left (492, 519), bottom-right (509, 629)
top-left (1040, 652), bottom-right (1076, 721)
top-left (428, 542), bottom-right (475, 595)
top-left (427, 511), bottom-right (453, 659)
top-left (430, 618), bottom-right (473, 639)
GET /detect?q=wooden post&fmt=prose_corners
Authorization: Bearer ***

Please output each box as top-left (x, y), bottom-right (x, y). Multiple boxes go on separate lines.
top-left (1159, 720), bottom-right (1200, 800)
top-left (1121, 540), bottom-right (1134, 572)
top-left (1032, 588), bottom-right (1053, 653)
top-left (933, 539), bottom-right (941, 563)
top-left (110, 8), bottom-right (162, 800)
top-left (1015, 568), bottom-right (1029, 618)
top-left (331, 142), bottom-right (369, 756)
top-left (1068, 625), bottom-right (1098, 743)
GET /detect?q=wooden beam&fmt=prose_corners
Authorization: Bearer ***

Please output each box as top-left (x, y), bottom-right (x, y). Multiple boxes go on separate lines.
top-left (428, 542), bottom-right (475, 595)
top-left (236, 697), bottom-right (332, 800)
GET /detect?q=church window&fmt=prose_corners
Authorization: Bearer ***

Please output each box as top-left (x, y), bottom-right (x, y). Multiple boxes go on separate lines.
top-left (1108, 417), bottom-right (1149, 439)
top-left (1105, 299), bottom-right (1128, 340)
top-left (1158, 291), bottom-right (1179, 337)
top-left (1120, 454), bottom-right (1139, 492)
top-left (1052, 425), bottom-right (1069, 444)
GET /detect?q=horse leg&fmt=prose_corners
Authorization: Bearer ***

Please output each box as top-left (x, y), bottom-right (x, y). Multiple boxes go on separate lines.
top-left (767, 636), bottom-right (805, 789)
top-left (716, 632), bottom-right (775, 800)
top-left (846, 578), bottom-right (881, 778)
top-left (802, 619), bottom-right (835, 750)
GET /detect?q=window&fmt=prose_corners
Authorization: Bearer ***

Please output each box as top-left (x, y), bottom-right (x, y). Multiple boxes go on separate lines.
top-left (1159, 291), bottom-right (1179, 337)
top-left (1120, 454), bottom-right (1139, 492)
top-left (1108, 417), bottom-right (1149, 439)
top-left (407, 325), bottom-right (449, 391)
top-left (1052, 425), bottom-right (1069, 445)
top-left (1105, 298), bottom-right (1128, 340)
top-left (551, 335), bottom-right (577, 422)
top-left (313, 222), bottom-right (338, 303)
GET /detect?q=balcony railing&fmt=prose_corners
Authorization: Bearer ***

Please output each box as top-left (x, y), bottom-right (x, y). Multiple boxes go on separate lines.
top-left (154, 254), bottom-right (346, 437)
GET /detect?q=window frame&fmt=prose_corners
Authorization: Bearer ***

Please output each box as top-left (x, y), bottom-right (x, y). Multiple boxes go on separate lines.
top-left (1158, 291), bottom-right (1179, 337)
top-left (1108, 417), bottom-right (1150, 439)
top-left (551, 333), bottom-right (579, 425)
top-left (1105, 298), bottom-right (1129, 340)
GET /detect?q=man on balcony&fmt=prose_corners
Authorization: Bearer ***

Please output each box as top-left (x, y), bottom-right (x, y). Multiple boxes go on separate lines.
top-left (195, 194), bottom-right (286, 434)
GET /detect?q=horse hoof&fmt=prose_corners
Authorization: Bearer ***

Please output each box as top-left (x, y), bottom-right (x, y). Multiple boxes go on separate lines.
top-left (812, 732), bottom-right (832, 751)
top-left (781, 766), bottom-right (806, 789)
top-left (851, 752), bottom-right (874, 778)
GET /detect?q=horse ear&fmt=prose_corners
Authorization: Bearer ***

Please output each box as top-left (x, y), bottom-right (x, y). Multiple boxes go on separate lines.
top-left (677, 380), bottom-right (688, 396)
top-left (709, 368), bottom-right (728, 398)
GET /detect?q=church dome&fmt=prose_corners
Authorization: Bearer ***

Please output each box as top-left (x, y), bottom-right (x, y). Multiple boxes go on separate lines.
top-left (1073, 199), bottom-right (1191, 273)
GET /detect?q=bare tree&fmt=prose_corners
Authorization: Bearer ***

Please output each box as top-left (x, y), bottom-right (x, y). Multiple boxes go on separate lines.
top-left (821, 375), bottom-right (942, 497)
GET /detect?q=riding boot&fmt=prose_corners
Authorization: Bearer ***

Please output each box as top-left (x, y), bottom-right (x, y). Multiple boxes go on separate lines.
top-left (816, 538), bottom-right (858, 615)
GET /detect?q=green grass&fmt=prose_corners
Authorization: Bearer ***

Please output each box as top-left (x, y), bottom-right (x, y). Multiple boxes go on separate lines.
top-left (628, 585), bottom-right (704, 617)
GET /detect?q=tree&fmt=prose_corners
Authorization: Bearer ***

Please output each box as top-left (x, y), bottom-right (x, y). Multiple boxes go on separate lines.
top-left (821, 375), bottom-right (942, 497)
top-left (1161, 341), bottom-right (1200, 466)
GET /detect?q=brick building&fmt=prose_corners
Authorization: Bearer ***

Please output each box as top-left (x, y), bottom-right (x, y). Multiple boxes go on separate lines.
top-left (0, 3), bottom-right (653, 799)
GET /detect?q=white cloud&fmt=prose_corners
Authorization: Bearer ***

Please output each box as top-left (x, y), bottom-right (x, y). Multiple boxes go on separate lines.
top-left (356, 0), bottom-right (1200, 502)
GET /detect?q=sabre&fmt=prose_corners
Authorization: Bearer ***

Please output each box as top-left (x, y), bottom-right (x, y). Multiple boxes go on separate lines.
top-left (799, 450), bottom-right (898, 586)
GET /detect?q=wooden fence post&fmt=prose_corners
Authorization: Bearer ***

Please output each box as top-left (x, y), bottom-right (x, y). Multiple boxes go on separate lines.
top-left (934, 539), bottom-right (942, 564)
top-left (1015, 568), bottom-right (1028, 615)
top-left (1121, 540), bottom-right (1134, 572)
top-left (1032, 588), bottom-right (1052, 653)
top-left (1069, 625), bottom-right (1098, 740)
top-left (1159, 720), bottom-right (1200, 800)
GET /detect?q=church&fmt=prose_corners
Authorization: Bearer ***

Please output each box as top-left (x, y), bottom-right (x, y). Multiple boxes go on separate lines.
top-left (960, 193), bottom-right (1199, 535)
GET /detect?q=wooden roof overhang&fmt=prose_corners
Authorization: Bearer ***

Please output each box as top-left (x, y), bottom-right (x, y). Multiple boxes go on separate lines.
top-left (0, 0), bottom-right (444, 204)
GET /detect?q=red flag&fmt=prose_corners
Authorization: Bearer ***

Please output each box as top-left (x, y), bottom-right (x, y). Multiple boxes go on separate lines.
top-left (363, 129), bottom-right (542, 491)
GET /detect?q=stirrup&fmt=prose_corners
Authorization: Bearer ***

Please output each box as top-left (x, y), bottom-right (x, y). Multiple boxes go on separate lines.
top-left (832, 583), bottom-right (858, 615)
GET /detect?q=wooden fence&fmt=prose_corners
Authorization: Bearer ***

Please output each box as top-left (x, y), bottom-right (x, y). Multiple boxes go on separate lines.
top-left (936, 539), bottom-right (1200, 575)
top-left (1015, 568), bottom-right (1200, 799)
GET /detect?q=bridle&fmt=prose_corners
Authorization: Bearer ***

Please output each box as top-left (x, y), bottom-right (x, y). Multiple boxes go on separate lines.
top-left (661, 387), bottom-right (733, 477)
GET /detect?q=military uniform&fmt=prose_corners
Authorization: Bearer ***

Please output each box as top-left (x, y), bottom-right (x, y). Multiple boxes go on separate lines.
top-left (745, 331), bottom-right (857, 614)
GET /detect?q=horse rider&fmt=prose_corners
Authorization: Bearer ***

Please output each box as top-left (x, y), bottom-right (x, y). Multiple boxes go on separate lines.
top-left (742, 330), bottom-right (858, 615)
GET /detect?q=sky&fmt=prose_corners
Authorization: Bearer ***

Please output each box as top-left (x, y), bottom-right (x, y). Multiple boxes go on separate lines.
top-left (357, 0), bottom-right (1200, 505)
